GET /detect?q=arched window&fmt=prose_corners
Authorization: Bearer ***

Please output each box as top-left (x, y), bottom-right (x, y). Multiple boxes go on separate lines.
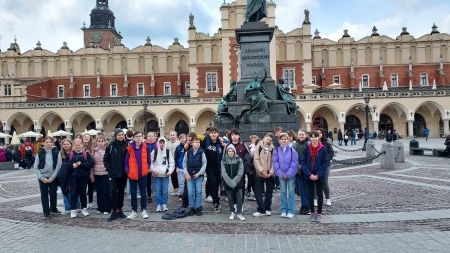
top-left (29, 61), bottom-right (35, 77)
top-left (211, 45), bottom-right (219, 63)
top-left (229, 11), bottom-right (237, 29)
top-left (87, 121), bottom-right (96, 131)
top-left (196, 45), bottom-right (204, 64)
top-left (167, 56), bottom-right (173, 73)
top-left (378, 114), bottom-right (393, 134)
top-left (107, 57), bottom-right (114, 75)
top-left (313, 116), bottom-right (328, 131)
top-left (152, 56), bottom-right (159, 73)
top-left (181, 55), bottom-right (187, 72)
top-left (55, 60), bottom-right (61, 77)
top-left (81, 58), bottom-right (87, 76)
top-left (365, 47), bottom-right (372, 65)
top-left (395, 47), bottom-right (401, 64)
top-left (321, 49), bottom-right (328, 67)
top-left (139, 56), bottom-right (145, 74)
top-left (115, 120), bottom-right (127, 129)
top-left (42, 60), bottom-right (48, 77)
top-left (413, 113), bottom-right (426, 137)
top-left (344, 115), bottom-right (361, 132)
top-left (96, 15), bottom-right (101, 23)
top-left (441, 45), bottom-right (448, 62)
top-left (295, 41), bottom-right (302, 61)
top-left (410, 46), bottom-right (417, 63)
top-left (425, 45), bottom-right (432, 63)
top-left (380, 46), bottom-right (387, 63)
top-left (336, 48), bottom-right (343, 67)
top-left (351, 48), bottom-right (358, 65)
top-left (175, 120), bottom-right (189, 135)
top-left (279, 41), bottom-right (287, 61)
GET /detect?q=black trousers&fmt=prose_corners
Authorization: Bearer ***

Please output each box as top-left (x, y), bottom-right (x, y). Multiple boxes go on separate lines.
top-left (307, 179), bottom-right (324, 214)
top-left (182, 181), bottom-right (189, 208)
top-left (87, 180), bottom-right (94, 204)
top-left (254, 175), bottom-right (274, 213)
top-left (25, 155), bottom-right (33, 169)
top-left (146, 173), bottom-right (152, 199)
top-left (109, 174), bottom-right (128, 212)
top-left (95, 175), bottom-right (111, 213)
top-left (206, 166), bottom-right (221, 205)
top-left (246, 173), bottom-right (255, 193)
top-left (38, 178), bottom-right (59, 216)
top-left (171, 171), bottom-right (179, 189)
top-left (70, 176), bottom-right (88, 210)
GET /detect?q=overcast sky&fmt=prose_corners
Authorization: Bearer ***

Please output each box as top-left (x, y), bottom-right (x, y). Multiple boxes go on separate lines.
top-left (0, 0), bottom-right (449, 52)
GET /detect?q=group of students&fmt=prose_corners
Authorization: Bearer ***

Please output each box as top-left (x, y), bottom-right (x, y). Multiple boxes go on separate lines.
top-left (34, 126), bottom-right (334, 223)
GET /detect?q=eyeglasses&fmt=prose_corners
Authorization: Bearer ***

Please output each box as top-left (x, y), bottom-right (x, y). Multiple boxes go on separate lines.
top-left (135, 136), bottom-right (143, 138)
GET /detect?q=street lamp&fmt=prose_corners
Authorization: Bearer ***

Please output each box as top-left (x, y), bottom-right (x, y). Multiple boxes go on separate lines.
top-left (362, 94), bottom-right (377, 151)
top-left (143, 101), bottom-right (149, 133)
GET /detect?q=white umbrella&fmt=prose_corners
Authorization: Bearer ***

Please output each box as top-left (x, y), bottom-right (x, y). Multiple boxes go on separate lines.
top-left (11, 131), bottom-right (21, 145)
top-left (432, 79), bottom-right (437, 90)
top-left (82, 129), bottom-right (100, 135)
top-left (409, 79), bottom-right (413, 90)
top-left (382, 81), bottom-right (388, 91)
top-left (18, 131), bottom-right (43, 138)
top-left (358, 82), bottom-right (362, 92)
top-left (0, 132), bottom-right (12, 138)
top-left (51, 130), bottom-right (73, 137)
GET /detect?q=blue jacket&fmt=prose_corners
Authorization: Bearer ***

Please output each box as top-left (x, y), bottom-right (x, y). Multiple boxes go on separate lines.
top-left (300, 143), bottom-right (329, 180)
top-left (424, 128), bottom-right (430, 135)
top-left (273, 145), bottom-right (298, 179)
top-left (175, 143), bottom-right (186, 170)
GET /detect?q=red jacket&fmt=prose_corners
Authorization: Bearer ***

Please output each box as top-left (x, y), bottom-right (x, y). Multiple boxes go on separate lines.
top-left (21, 142), bottom-right (35, 157)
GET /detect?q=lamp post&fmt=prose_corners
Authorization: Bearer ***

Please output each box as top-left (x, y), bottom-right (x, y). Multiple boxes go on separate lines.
top-left (362, 94), bottom-right (377, 151)
top-left (143, 101), bottom-right (149, 134)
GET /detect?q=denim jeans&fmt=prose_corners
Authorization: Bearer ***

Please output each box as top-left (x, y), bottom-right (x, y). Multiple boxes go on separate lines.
top-left (127, 178), bottom-right (140, 199)
top-left (177, 170), bottom-right (185, 196)
top-left (338, 140), bottom-right (342, 145)
top-left (63, 192), bottom-right (80, 211)
top-left (153, 176), bottom-right (169, 205)
top-left (38, 179), bottom-right (58, 216)
top-left (186, 175), bottom-right (203, 208)
top-left (297, 175), bottom-right (309, 208)
top-left (227, 188), bottom-right (243, 214)
top-left (351, 138), bottom-right (356, 145)
top-left (130, 176), bottom-right (147, 211)
top-left (279, 176), bottom-right (296, 214)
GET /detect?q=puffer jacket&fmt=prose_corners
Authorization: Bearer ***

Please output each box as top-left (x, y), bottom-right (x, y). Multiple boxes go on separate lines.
top-left (253, 142), bottom-right (275, 177)
top-left (273, 145), bottom-right (298, 179)
top-left (221, 144), bottom-right (244, 190)
top-left (90, 146), bottom-right (108, 179)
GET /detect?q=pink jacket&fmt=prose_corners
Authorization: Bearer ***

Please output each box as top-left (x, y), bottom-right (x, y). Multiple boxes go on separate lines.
top-left (90, 146), bottom-right (108, 179)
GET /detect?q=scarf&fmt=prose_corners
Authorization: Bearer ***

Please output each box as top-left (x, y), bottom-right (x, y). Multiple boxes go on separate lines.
top-left (310, 144), bottom-right (319, 172)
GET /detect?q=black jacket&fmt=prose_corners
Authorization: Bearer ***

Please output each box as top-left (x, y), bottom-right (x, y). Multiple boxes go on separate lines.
top-left (337, 130), bottom-right (343, 140)
top-left (323, 141), bottom-right (334, 161)
top-left (5, 149), bottom-right (13, 162)
top-left (13, 150), bottom-right (23, 162)
top-left (64, 151), bottom-right (94, 178)
top-left (103, 139), bottom-right (128, 178)
top-left (386, 133), bottom-right (393, 142)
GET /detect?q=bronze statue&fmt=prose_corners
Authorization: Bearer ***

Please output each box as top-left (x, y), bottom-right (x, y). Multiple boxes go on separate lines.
top-left (304, 9), bottom-right (310, 23)
top-left (223, 80), bottom-right (237, 102)
top-left (244, 70), bottom-right (271, 115)
top-left (277, 78), bottom-right (298, 115)
top-left (245, 0), bottom-right (267, 23)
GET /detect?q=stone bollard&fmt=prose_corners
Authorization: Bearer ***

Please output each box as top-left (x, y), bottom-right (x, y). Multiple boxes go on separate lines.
top-left (380, 142), bottom-right (395, 169)
top-left (366, 139), bottom-right (375, 158)
top-left (393, 140), bottom-right (405, 163)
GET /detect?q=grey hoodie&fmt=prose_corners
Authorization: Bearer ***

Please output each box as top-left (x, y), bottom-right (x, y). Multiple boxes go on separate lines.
top-left (221, 144), bottom-right (244, 189)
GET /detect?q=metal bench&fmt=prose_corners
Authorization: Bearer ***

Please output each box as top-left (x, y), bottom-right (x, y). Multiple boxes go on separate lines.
top-left (433, 149), bottom-right (448, 157)
top-left (409, 147), bottom-right (433, 156)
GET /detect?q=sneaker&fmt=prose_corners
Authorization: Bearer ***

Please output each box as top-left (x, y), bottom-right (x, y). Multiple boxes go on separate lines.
top-left (189, 208), bottom-right (196, 216)
top-left (106, 211), bottom-right (119, 222)
top-left (236, 214), bottom-right (246, 221)
top-left (117, 210), bottom-right (127, 219)
top-left (275, 185), bottom-right (280, 190)
top-left (265, 210), bottom-right (272, 216)
top-left (65, 210), bottom-right (71, 215)
top-left (156, 205), bottom-right (162, 212)
top-left (253, 212), bottom-right (265, 217)
top-left (315, 213), bottom-right (323, 222)
top-left (325, 199), bottom-right (331, 206)
top-left (61, 210), bottom-right (66, 216)
top-left (205, 196), bottom-right (213, 203)
top-left (70, 210), bottom-right (77, 219)
top-left (162, 204), bottom-right (168, 211)
top-left (229, 212), bottom-right (235, 220)
top-left (281, 213), bottom-right (287, 218)
top-left (247, 196), bottom-right (256, 201)
top-left (196, 208), bottom-right (202, 216)
top-left (147, 197), bottom-right (152, 203)
top-left (137, 194), bottom-right (141, 199)
top-left (81, 208), bottom-right (89, 217)
top-left (127, 211), bottom-right (138, 219)
top-left (299, 207), bottom-right (311, 215)
top-left (42, 214), bottom-right (50, 220)
top-left (97, 211), bottom-right (101, 214)
top-left (309, 213), bottom-right (316, 222)
top-left (103, 212), bottom-right (109, 215)
top-left (178, 197), bottom-right (182, 202)
top-left (141, 210), bottom-right (149, 219)
top-left (51, 209), bottom-right (61, 215)
top-left (314, 199), bottom-right (318, 207)
top-left (87, 203), bottom-right (93, 209)
top-left (286, 213), bottom-right (295, 219)
top-left (214, 204), bottom-right (221, 213)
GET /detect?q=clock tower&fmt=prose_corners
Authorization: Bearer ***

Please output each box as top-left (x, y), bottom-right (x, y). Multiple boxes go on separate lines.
top-left (82, 0), bottom-right (123, 49)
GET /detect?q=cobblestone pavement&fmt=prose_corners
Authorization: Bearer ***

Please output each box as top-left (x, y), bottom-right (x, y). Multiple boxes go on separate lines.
top-left (0, 138), bottom-right (449, 251)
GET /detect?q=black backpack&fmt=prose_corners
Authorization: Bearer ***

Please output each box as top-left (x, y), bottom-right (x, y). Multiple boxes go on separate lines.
top-left (153, 149), bottom-right (170, 173)
top-left (25, 146), bottom-right (33, 156)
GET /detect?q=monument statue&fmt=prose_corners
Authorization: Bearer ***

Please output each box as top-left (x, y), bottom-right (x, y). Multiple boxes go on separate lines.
top-left (304, 9), bottom-right (310, 23)
top-left (223, 80), bottom-right (237, 102)
top-left (276, 78), bottom-right (298, 115)
top-left (189, 13), bottom-right (195, 28)
top-left (244, 69), bottom-right (271, 115)
top-left (245, 0), bottom-right (267, 23)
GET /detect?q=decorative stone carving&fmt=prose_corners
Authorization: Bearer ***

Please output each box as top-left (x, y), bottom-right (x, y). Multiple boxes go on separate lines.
top-left (303, 9), bottom-right (310, 24)
top-left (189, 13), bottom-right (195, 29)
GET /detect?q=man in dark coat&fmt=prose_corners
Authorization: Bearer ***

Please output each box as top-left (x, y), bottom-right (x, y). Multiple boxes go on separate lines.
top-left (337, 129), bottom-right (343, 146)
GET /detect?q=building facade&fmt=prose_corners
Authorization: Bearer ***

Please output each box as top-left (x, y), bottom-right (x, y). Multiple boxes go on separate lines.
top-left (1, 0), bottom-right (449, 143)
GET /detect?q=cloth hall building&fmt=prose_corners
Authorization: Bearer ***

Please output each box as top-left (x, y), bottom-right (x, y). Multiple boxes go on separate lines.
top-left (1, 0), bottom-right (449, 143)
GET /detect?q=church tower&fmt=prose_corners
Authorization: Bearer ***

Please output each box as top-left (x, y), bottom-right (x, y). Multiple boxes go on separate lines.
top-left (82, 0), bottom-right (123, 49)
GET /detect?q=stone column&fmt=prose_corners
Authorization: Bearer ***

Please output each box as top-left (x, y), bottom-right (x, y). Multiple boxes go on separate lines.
top-left (444, 119), bottom-right (450, 136)
top-left (66, 128), bottom-right (73, 140)
top-left (407, 120), bottom-right (414, 138)
top-left (372, 121), bottom-right (379, 135)
top-left (35, 129), bottom-right (42, 136)
top-left (380, 142), bottom-right (395, 169)
top-left (366, 139), bottom-right (375, 158)
top-left (306, 123), bottom-right (311, 132)
top-left (159, 126), bottom-right (165, 138)
top-left (4, 130), bottom-right (10, 145)
top-left (190, 126), bottom-right (196, 133)
top-left (339, 122), bottom-right (345, 131)
top-left (393, 140), bottom-right (405, 163)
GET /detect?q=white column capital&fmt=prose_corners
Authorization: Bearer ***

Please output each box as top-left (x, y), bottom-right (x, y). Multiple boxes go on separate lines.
top-left (305, 113), bottom-right (312, 123)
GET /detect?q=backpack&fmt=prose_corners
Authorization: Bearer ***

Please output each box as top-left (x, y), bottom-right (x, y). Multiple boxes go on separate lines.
top-left (69, 151), bottom-right (87, 161)
top-left (153, 149), bottom-right (170, 172)
top-left (258, 145), bottom-right (274, 156)
top-left (25, 146), bottom-right (33, 156)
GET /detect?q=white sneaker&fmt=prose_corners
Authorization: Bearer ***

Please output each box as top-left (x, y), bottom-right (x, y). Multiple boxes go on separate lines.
top-left (286, 213), bottom-right (295, 219)
top-left (314, 199), bottom-right (318, 207)
top-left (233, 204), bottom-right (243, 213)
top-left (65, 210), bottom-right (71, 215)
top-left (236, 214), bottom-right (246, 221)
top-left (70, 210), bottom-right (77, 218)
top-left (141, 210), bottom-right (149, 219)
top-left (87, 203), bottom-right (93, 209)
top-left (205, 196), bottom-right (213, 203)
top-left (96, 211), bottom-right (101, 214)
top-left (81, 208), bottom-right (89, 217)
top-left (156, 205), bottom-right (162, 212)
top-left (325, 199), bottom-right (332, 206)
top-left (137, 194), bottom-right (141, 199)
top-left (127, 210), bottom-right (138, 219)
top-left (229, 212), bottom-right (235, 220)
top-left (162, 204), bottom-right (168, 211)
top-left (103, 212), bottom-right (109, 215)
top-left (253, 212), bottom-right (265, 217)
top-left (265, 210), bottom-right (272, 216)
top-left (281, 213), bottom-right (287, 218)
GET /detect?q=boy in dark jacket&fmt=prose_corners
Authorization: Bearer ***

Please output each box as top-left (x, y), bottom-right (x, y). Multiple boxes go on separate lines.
top-left (103, 128), bottom-right (129, 221)
top-left (221, 144), bottom-right (245, 221)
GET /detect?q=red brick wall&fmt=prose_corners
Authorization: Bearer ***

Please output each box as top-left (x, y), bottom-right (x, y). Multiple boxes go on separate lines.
top-left (229, 37), bottom-right (238, 81)
top-left (276, 63), bottom-right (304, 94)
top-left (83, 30), bottom-right (119, 50)
top-left (197, 66), bottom-right (223, 97)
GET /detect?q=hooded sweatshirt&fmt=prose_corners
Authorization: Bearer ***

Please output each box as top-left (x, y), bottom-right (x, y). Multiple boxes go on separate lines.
top-left (221, 144), bottom-right (244, 189)
top-left (150, 137), bottom-right (175, 177)
top-left (126, 141), bottom-right (151, 180)
top-left (103, 128), bottom-right (128, 178)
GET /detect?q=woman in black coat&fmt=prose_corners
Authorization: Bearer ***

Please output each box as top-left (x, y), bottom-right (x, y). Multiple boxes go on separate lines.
top-left (13, 146), bottom-right (26, 169)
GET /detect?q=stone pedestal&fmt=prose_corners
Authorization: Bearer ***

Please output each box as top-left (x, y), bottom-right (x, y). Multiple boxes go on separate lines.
top-left (366, 139), bottom-right (375, 158)
top-left (393, 140), bottom-right (405, 163)
top-left (380, 143), bottom-right (395, 169)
